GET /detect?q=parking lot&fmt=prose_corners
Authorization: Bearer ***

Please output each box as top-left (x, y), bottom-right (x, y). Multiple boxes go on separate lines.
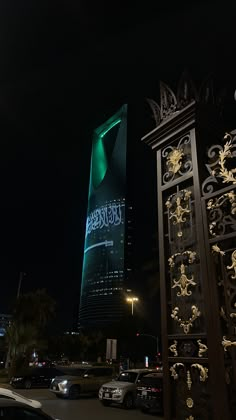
top-left (11, 388), bottom-right (164, 420)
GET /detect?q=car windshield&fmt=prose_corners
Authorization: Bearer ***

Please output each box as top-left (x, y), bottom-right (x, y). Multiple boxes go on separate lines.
top-left (117, 372), bottom-right (138, 383)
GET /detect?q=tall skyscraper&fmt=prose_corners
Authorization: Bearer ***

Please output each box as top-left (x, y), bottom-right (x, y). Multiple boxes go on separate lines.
top-left (79, 105), bottom-right (127, 329)
top-left (79, 104), bottom-right (158, 330)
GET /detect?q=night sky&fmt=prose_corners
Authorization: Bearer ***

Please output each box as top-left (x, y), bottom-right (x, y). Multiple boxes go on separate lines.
top-left (0, 1), bottom-right (236, 330)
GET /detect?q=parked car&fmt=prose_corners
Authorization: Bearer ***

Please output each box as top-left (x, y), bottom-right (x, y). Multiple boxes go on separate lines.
top-left (98, 368), bottom-right (157, 409)
top-left (136, 372), bottom-right (163, 414)
top-left (0, 399), bottom-right (60, 419)
top-left (50, 366), bottom-right (114, 399)
top-left (0, 387), bottom-right (42, 408)
top-left (10, 366), bottom-right (68, 389)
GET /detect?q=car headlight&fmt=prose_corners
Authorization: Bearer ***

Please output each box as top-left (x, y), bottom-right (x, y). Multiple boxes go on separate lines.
top-left (59, 380), bottom-right (68, 387)
top-left (113, 388), bottom-right (122, 394)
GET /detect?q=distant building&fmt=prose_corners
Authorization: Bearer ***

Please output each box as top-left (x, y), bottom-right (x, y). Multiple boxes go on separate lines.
top-left (0, 313), bottom-right (11, 336)
top-left (79, 104), bottom-right (157, 330)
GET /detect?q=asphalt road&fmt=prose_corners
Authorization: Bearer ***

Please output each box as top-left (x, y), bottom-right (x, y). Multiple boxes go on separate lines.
top-left (12, 389), bottom-right (164, 420)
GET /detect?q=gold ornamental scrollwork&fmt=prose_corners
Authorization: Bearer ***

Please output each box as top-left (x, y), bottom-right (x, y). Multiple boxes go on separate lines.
top-left (227, 249), bottom-right (236, 279)
top-left (186, 397), bottom-right (194, 409)
top-left (168, 251), bottom-right (197, 297)
top-left (222, 336), bottom-right (236, 351)
top-left (207, 191), bottom-right (236, 215)
top-left (172, 263), bottom-right (197, 297)
top-left (220, 306), bottom-right (227, 321)
top-left (171, 305), bottom-right (201, 334)
top-left (186, 416), bottom-right (194, 420)
top-left (211, 132), bottom-right (236, 184)
top-left (207, 191), bottom-right (236, 237)
top-left (211, 244), bottom-right (225, 256)
top-left (169, 363), bottom-right (184, 380)
top-left (166, 189), bottom-right (191, 226)
top-left (166, 148), bottom-right (184, 174)
top-left (202, 129), bottom-right (236, 195)
top-left (191, 364), bottom-right (208, 382)
top-left (186, 370), bottom-right (192, 390)
top-left (168, 250), bottom-right (196, 268)
top-left (197, 339), bottom-right (208, 357)
top-left (162, 133), bottom-right (193, 184)
top-left (169, 340), bottom-right (178, 356)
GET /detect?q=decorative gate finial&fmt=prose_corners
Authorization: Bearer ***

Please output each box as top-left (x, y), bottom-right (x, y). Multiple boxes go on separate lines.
top-left (146, 71), bottom-right (216, 128)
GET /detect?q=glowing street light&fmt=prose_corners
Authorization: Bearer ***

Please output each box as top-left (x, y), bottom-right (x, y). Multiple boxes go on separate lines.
top-left (126, 297), bottom-right (139, 315)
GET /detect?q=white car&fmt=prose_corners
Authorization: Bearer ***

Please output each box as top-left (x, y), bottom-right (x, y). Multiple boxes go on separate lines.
top-left (0, 387), bottom-right (42, 408)
top-left (99, 369), bottom-right (157, 409)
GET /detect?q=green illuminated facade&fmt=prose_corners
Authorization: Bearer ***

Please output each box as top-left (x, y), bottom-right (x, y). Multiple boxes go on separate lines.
top-left (79, 105), bottom-right (127, 328)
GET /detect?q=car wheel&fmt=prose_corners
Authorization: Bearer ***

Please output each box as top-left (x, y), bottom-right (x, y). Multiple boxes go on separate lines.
top-left (123, 393), bottom-right (134, 409)
top-left (68, 385), bottom-right (80, 400)
top-left (102, 400), bottom-right (111, 406)
top-left (24, 379), bottom-right (32, 389)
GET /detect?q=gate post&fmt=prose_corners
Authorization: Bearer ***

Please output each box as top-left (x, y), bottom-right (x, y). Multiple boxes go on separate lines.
top-left (142, 78), bottom-right (232, 419)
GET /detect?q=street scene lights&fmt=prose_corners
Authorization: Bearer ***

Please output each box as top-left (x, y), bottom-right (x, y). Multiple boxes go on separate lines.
top-left (126, 296), bottom-right (139, 315)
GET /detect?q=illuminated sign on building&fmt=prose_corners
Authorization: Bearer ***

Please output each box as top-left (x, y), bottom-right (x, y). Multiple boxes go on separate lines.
top-left (85, 202), bottom-right (124, 237)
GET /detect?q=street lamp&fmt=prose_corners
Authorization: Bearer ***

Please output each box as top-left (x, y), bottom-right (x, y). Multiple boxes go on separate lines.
top-left (126, 297), bottom-right (139, 315)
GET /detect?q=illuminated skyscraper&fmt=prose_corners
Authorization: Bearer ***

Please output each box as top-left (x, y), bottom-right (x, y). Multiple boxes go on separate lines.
top-left (79, 103), bottom-right (157, 330)
top-left (79, 105), bottom-right (127, 328)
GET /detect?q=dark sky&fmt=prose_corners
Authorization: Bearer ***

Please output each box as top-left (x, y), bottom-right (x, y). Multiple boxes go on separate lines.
top-left (0, 1), bottom-right (236, 329)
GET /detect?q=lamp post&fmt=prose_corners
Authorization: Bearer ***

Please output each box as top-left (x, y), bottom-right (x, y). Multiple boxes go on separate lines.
top-left (126, 297), bottom-right (139, 315)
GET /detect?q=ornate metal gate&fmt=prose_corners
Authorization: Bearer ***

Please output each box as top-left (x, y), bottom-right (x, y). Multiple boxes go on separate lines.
top-left (201, 130), bottom-right (236, 418)
top-left (142, 76), bottom-right (236, 419)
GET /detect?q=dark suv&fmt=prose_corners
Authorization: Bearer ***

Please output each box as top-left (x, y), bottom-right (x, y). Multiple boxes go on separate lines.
top-left (10, 367), bottom-right (68, 389)
top-left (136, 372), bottom-right (163, 414)
top-left (50, 366), bottom-right (115, 399)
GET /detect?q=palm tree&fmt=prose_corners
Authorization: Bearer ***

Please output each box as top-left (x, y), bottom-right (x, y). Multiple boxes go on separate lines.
top-left (5, 289), bottom-right (56, 372)
top-left (14, 289), bottom-right (56, 330)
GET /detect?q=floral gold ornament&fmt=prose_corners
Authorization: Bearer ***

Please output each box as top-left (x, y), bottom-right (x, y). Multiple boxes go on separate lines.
top-left (191, 364), bottom-right (208, 382)
top-left (222, 336), bottom-right (236, 351)
top-left (202, 129), bottom-right (236, 195)
top-left (220, 306), bottom-right (227, 321)
top-left (209, 132), bottom-right (236, 184)
top-left (186, 397), bottom-right (194, 409)
top-left (172, 263), bottom-right (196, 297)
top-left (211, 244), bottom-right (225, 256)
top-left (186, 416), bottom-right (194, 420)
top-left (207, 190), bottom-right (236, 236)
top-left (217, 133), bottom-right (236, 184)
top-left (168, 251), bottom-right (196, 268)
top-left (186, 370), bottom-right (192, 390)
top-left (227, 250), bottom-right (236, 279)
top-left (162, 133), bottom-right (193, 184)
top-left (168, 195), bottom-right (191, 225)
top-left (169, 363), bottom-right (184, 380)
top-left (207, 191), bottom-right (236, 215)
top-left (197, 339), bottom-right (208, 357)
top-left (209, 221), bottom-right (217, 236)
top-left (166, 147), bottom-right (184, 174)
top-left (230, 312), bottom-right (236, 318)
top-left (165, 189), bottom-right (192, 238)
top-left (169, 340), bottom-right (178, 356)
top-left (171, 306), bottom-right (201, 334)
